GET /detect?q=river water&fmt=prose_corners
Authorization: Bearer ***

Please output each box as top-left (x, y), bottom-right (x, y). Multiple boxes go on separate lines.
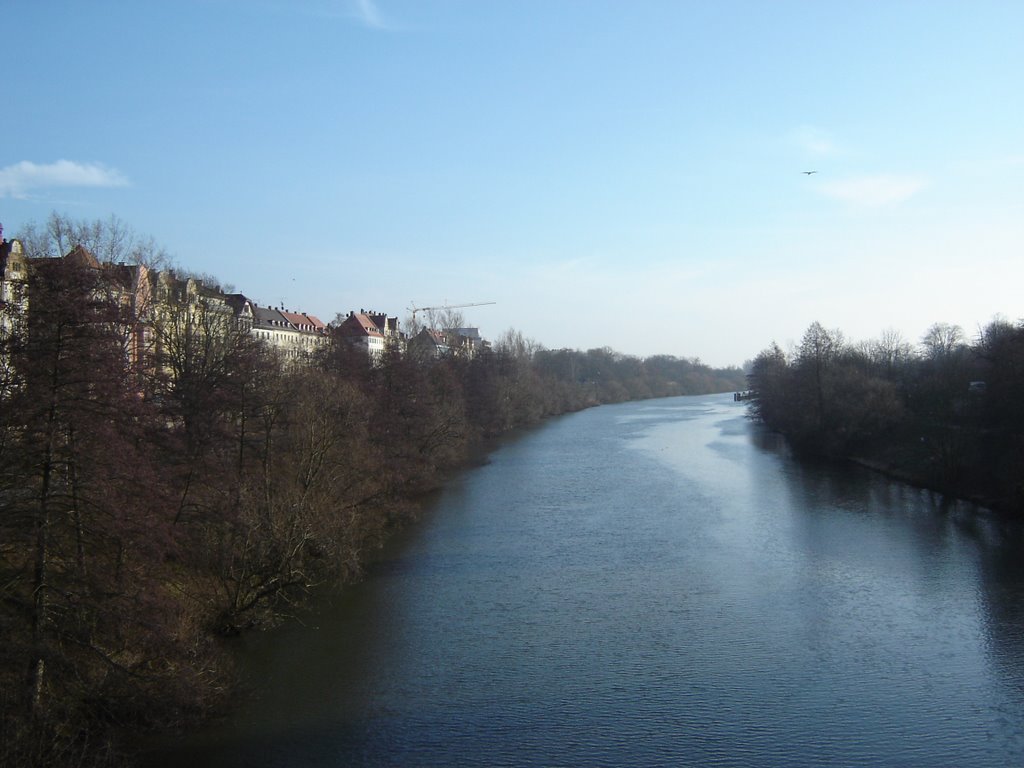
top-left (152, 394), bottom-right (1024, 767)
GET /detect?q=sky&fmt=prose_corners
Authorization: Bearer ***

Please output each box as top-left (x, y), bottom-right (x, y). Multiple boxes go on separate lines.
top-left (3, 0), bottom-right (1022, 367)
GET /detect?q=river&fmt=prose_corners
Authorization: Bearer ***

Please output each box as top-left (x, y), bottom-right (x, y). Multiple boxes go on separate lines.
top-left (149, 394), bottom-right (1024, 767)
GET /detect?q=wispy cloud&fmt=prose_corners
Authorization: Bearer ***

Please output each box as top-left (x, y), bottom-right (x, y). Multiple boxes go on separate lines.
top-left (252, 1), bottom-right (390, 28)
top-left (0, 160), bottom-right (129, 199)
top-left (793, 126), bottom-right (840, 157)
top-left (351, 0), bottom-right (386, 28)
top-left (818, 174), bottom-right (927, 207)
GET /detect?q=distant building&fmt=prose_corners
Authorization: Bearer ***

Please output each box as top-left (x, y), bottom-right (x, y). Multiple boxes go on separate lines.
top-left (335, 309), bottom-right (401, 361)
top-left (408, 326), bottom-right (489, 360)
top-left (450, 327), bottom-right (489, 358)
top-left (222, 295), bottom-right (330, 361)
top-left (1, 236), bottom-right (28, 331)
top-left (408, 327), bottom-right (450, 359)
top-left (4, 238), bottom-right (336, 396)
top-left (1, 236), bottom-right (28, 384)
top-left (20, 245), bottom-right (157, 382)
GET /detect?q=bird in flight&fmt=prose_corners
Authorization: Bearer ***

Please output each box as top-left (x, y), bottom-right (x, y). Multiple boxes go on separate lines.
top-left (802, 170), bottom-right (818, 175)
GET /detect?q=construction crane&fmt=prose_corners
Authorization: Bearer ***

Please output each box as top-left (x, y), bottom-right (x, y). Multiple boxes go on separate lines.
top-left (408, 301), bottom-right (496, 323)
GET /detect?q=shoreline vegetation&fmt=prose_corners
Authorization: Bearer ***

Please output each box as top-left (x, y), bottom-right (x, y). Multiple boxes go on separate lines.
top-left (0, 216), bottom-right (745, 767)
top-left (746, 320), bottom-right (1024, 515)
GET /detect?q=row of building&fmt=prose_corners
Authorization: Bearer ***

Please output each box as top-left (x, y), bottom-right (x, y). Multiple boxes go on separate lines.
top-left (0, 236), bottom-right (489, 372)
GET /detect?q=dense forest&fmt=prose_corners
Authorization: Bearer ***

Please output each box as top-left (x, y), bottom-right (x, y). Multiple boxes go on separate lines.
top-left (747, 320), bottom-right (1024, 514)
top-left (0, 217), bottom-right (745, 766)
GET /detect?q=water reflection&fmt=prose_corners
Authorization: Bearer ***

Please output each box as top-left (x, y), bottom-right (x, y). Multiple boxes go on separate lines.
top-left (764, 436), bottom-right (1024, 706)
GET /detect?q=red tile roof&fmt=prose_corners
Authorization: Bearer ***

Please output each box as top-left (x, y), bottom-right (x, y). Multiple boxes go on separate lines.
top-left (64, 245), bottom-right (100, 269)
top-left (338, 312), bottom-right (385, 338)
top-left (279, 310), bottom-right (327, 333)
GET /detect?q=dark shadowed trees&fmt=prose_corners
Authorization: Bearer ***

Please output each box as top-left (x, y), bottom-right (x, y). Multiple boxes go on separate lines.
top-left (747, 342), bottom-right (792, 431)
top-left (870, 327), bottom-right (915, 379)
top-left (795, 321), bottom-right (844, 431)
top-left (750, 322), bottom-right (905, 456)
top-left (0, 255), bottom-right (225, 766)
top-left (189, 367), bottom-right (385, 633)
top-left (748, 318), bottom-right (1023, 512)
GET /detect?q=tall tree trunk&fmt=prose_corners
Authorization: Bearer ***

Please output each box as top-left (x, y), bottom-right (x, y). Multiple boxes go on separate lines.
top-left (28, 411), bottom-right (57, 720)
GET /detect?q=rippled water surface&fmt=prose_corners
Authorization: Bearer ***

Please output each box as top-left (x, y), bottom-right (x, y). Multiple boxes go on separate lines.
top-left (154, 394), bottom-right (1024, 766)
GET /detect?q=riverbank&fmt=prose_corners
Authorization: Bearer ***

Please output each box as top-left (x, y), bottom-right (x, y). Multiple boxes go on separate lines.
top-left (847, 426), bottom-right (1022, 515)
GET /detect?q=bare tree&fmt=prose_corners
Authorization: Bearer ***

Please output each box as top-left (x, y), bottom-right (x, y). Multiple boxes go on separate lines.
top-left (147, 283), bottom-right (254, 461)
top-left (16, 211), bottom-right (173, 269)
top-left (974, 315), bottom-right (1016, 360)
top-left (921, 322), bottom-right (964, 360)
top-left (796, 322), bottom-right (845, 429)
top-left (494, 328), bottom-right (540, 360)
top-left (871, 327), bottom-right (915, 377)
top-left (404, 306), bottom-right (467, 337)
top-left (431, 306), bottom-right (465, 331)
top-left (0, 254), bottom-right (216, 762)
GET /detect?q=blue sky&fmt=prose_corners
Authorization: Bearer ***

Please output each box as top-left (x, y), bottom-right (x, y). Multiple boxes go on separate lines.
top-left (3, 0), bottom-right (1022, 366)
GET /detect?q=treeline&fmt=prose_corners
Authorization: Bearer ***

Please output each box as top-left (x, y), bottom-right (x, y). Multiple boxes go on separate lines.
top-left (747, 320), bottom-right (1024, 513)
top-left (0, 234), bottom-right (743, 765)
